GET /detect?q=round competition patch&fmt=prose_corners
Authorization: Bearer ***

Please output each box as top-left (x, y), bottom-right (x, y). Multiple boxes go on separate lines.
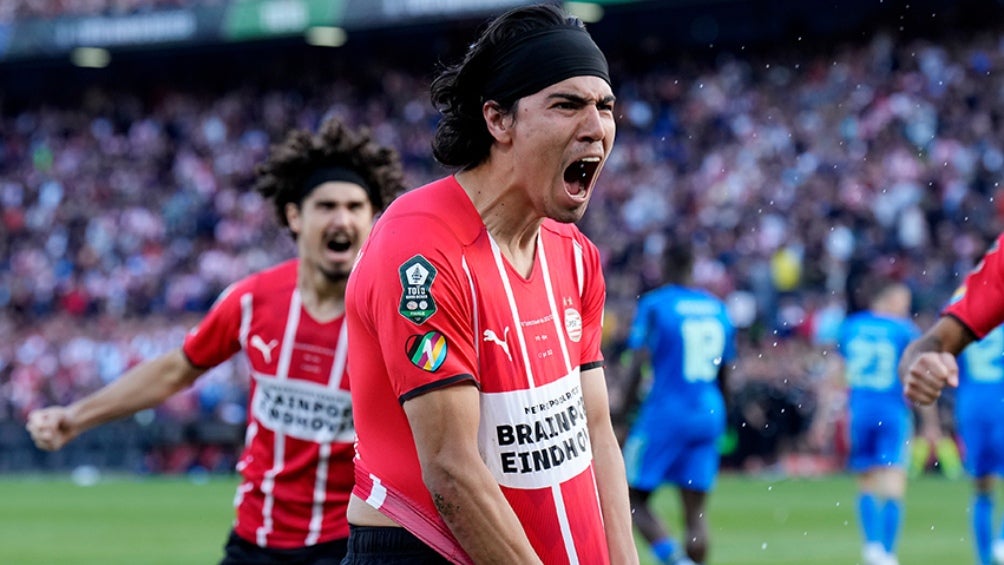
top-left (406, 331), bottom-right (448, 372)
top-left (564, 308), bottom-right (582, 343)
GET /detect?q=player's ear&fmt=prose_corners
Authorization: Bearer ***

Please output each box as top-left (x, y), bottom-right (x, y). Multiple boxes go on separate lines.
top-left (285, 202), bottom-right (302, 236)
top-left (483, 100), bottom-right (512, 144)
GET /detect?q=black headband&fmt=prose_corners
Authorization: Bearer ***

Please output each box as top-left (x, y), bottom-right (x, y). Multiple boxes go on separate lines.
top-left (299, 166), bottom-right (381, 210)
top-left (483, 26), bottom-right (610, 104)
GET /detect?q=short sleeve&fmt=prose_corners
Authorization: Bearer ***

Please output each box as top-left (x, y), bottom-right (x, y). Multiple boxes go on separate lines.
top-left (578, 238), bottom-right (606, 367)
top-left (944, 234), bottom-right (1004, 339)
top-left (182, 282), bottom-right (243, 369)
top-left (349, 216), bottom-right (479, 402)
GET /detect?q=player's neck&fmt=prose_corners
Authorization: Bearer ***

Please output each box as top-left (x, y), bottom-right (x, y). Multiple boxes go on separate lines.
top-left (298, 268), bottom-right (347, 323)
top-left (456, 167), bottom-right (541, 277)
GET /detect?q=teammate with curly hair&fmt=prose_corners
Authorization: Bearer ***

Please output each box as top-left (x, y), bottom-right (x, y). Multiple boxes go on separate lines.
top-left (27, 116), bottom-right (405, 565)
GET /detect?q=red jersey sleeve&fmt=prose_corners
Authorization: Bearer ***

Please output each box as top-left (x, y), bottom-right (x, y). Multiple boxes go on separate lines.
top-left (350, 216), bottom-right (479, 401)
top-left (943, 233), bottom-right (1004, 339)
top-left (577, 236), bottom-right (606, 370)
top-left (182, 281), bottom-right (244, 369)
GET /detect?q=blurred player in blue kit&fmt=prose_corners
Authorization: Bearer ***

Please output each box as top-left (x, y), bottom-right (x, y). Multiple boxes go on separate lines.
top-left (953, 323), bottom-right (1004, 565)
top-left (614, 242), bottom-right (736, 565)
top-left (836, 281), bottom-right (921, 565)
top-left (900, 233), bottom-right (1004, 565)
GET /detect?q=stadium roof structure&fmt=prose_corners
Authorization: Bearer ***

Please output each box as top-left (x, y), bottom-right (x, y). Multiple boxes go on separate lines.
top-left (0, 0), bottom-right (549, 63)
top-left (2, 0), bottom-right (1000, 65)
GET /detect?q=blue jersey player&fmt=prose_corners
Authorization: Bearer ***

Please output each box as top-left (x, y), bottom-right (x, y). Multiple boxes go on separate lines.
top-left (616, 243), bottom-right (736, 565)
top-left (837, 282), bottom-right (920, 565)
top-left (957, 324), bottom-right (1004, 565)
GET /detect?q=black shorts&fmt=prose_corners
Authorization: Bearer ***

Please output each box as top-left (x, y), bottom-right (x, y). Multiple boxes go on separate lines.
top-left (341, 525), bottom-right (451, 564)
top-left (220, 529), bottom-right (347, 565)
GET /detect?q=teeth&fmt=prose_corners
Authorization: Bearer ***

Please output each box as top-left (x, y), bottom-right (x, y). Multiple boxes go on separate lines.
top-left (577, 158), bottom-right (599, 179)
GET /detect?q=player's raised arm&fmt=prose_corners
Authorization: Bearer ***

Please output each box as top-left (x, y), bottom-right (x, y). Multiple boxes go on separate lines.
top-left (27, 348), bottom-right (204, 451)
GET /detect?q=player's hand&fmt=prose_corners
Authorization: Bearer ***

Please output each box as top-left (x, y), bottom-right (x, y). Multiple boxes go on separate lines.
top-left (903, 352), bottom-right (959, 405)
top-left (26, 406), bottom-right (77, 451)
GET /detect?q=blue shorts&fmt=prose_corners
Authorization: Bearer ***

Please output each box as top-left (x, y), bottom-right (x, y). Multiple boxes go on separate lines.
top-left (958, 411), bottom-right (1004, 477)
top-left (623, 420), bottom-right (720, 492)
top-left (848, 405), bottom-right (910, 472)
top-left (341, 525), bottom-right (450, 564)
top-left (221, 529), bottom-right (346, 565)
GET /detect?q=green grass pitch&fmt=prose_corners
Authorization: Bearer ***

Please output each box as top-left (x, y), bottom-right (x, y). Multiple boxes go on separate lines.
top-left (0, 473), bottom-right (975, 564)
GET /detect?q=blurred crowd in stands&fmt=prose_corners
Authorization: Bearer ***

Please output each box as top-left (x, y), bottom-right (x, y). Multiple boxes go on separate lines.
top-left (3, 20), bottom-right (1004, 472)
top-left (0, 0), bottom-right (218, 22)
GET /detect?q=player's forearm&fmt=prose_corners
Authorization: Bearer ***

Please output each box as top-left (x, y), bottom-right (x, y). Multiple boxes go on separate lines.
top-left (423, 457), bottom-right (543, 564)
top-left (898, 333), bottom-right (944, 382)
top-left (590, 418), bottom-right (640, 564)
top-left (899, 317), bottom-right (974, 381)
top-left (67, 349), bottom-right (202, 434)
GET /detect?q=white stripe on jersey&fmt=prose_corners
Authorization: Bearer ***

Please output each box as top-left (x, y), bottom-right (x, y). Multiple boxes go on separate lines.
top-left (461, 256), bottom-right (479, 366)
top-left (538, 238), bottom-right (574, 375)
top-left (551, 483), bottom-right (580, 565)
top-left (239, 292), bottom-right (253, 349)
top-left (256, 290), bottom-right (301, 546)
top-left (236, 421), bottom-right (258, 474)
top-left (305, 442), bottom-right (332, 546)
top-left (366, 474), bottom-right (388, 509)
top-left (276, 290), bottom-right (301, 381)
top-left (328, 322), bottom-right (349, 389)
top-left (487, 234), bottom-right (536, 388)
top-left (234, 480), bottom-right (254, 514)
top-left (573, 240), bottom-right (584, 298)
top-left (257, 432), bottom-right (286, 546)
top-left (236, 291), bottom-right (256, 525)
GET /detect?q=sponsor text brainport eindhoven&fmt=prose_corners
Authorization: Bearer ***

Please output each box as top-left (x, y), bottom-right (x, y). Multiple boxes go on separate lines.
top-left (495, 385), bottom-right (590, 475)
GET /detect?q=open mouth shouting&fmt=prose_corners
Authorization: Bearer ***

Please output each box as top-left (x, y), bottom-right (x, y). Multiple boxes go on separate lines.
top-left (325, 233), bottom-right (353, 258)
top-left (563, 156), bottom-right (601, 200)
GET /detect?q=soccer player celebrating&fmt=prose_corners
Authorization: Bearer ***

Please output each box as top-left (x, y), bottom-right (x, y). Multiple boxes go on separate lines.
top-left (615, 242), bottom-right (736, 565)
top-left (26, 116), bottom-right (405, 564)
top-left (341, 4), bottom-right (637, 564)
top-left (837, 281), bottom-right (921, 565)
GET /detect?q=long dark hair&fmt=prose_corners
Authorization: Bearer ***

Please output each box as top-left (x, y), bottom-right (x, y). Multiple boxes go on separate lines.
top-left (430, 3), bottom-right (583, 170)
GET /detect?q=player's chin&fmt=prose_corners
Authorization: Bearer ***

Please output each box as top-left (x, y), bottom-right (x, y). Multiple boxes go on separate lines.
top-left (322, 247), bottom-right (358, 267)
top-left (549, 198), bottom-right (590, 224)
top-left (320, 264), bottom-right (352, 283)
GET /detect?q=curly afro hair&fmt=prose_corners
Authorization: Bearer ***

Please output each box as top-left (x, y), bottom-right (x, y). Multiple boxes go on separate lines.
top-left (254, 116), bottom-right (406, 236)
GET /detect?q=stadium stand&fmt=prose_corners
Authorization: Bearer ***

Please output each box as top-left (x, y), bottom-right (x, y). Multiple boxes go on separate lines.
top-left (4, 0), bottom-right (1004, 473)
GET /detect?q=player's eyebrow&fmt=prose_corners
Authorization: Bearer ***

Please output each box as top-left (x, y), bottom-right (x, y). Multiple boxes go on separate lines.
top-left (547, 92), bottom-right (617, 106)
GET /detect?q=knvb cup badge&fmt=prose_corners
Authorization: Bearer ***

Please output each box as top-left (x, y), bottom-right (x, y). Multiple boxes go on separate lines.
top-left (398, 255), bottom-right (438, 324)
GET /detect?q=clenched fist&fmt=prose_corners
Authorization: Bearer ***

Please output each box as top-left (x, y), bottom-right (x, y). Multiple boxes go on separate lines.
top-left (26, 407), bottom-right (78, 451)
top-left (902, 352), bottom-right (959, 405)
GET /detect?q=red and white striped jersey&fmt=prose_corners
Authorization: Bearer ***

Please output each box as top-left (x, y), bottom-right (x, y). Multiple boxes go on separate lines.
top-left (347, 177), bottom-right (610, 564)
top-left (183, 259), bottom-right (355, 549)
top-left (944, 233), bottom-right (1004, 339)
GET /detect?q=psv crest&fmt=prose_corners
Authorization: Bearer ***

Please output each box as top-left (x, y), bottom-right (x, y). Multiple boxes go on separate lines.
top-left (398, 255), bottom-right (438, 324)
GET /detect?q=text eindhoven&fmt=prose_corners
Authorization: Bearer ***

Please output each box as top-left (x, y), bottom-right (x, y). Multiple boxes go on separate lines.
top-left (496, 402), bottom-right (591, 474)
